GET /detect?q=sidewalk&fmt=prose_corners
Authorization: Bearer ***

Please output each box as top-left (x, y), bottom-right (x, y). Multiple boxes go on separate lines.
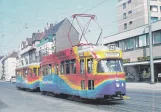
top-left (126, 82), bottom-right (161, 90)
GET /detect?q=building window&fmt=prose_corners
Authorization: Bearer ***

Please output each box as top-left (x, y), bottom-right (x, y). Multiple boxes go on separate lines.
top-left (124, 38), bottom-right (134, 50)
top-left (150, 5), bottom-right (158, 12)
top-left (123, 3), bottom-right (126, 9)
top-left (128, 10), bottom-right (132, 14)
top-left (128, 0), bottom-right (131, 4)
top-left (129, 21), bottom-right (133, 25)
top-left (138, 34), bottom-right (147, 47)
top-left (119, 41), bottom-right (124, 51)
top-left (123, 13), bottom-right (126, 19)
top-left (151, 17), bottom-right (158, 23)
top-left (124, 23), bottom-right (127, 29)
top-left (153, 31), bottom-right (161, 44)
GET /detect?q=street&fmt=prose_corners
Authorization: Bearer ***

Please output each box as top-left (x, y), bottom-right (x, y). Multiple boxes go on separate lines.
top-left (0, 82), bottom-right (161, 112)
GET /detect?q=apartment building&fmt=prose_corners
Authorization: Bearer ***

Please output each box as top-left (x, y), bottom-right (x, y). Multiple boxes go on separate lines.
top-left (117, 0), bottom-right (161, 32)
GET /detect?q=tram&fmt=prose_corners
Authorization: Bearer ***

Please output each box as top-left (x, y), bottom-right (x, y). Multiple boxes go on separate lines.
top-left (40, 44), bottom-right (126, 100)
top-left (15, 63), bottom-right (40, 91)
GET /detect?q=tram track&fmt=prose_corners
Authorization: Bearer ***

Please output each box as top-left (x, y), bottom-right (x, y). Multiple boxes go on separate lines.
top-left (1, 83), bottom-right (161, 112)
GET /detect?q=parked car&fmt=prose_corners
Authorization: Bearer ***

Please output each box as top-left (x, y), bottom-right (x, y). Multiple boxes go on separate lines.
top-left (10, 76), bottom-right (16, 83)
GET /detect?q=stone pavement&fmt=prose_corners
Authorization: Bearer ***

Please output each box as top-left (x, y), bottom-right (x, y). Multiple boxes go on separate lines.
top-left (126, 82), bottom-right (161, 90)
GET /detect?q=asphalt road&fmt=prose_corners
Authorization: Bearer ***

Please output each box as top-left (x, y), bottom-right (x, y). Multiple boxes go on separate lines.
top-left (0, 82), bottom-right (161, 112)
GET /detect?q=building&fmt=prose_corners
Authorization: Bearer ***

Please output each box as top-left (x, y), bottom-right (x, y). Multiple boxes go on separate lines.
top-left (104, 20), bottom-right (161, 82)
top-left (36, 18), bottom-right (79, 61)
top-left (18, 32), bottom-right (45, 68)
top-left (0, 56), bottom-right (4, 79)
top-left (1, 52), bottom-right (17, 81)
top-left (117, 0), bottom-right (161, 33)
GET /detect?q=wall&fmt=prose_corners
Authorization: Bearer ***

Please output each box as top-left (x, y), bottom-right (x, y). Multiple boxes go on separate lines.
top-left (56, 19), bottom-right (79, 52)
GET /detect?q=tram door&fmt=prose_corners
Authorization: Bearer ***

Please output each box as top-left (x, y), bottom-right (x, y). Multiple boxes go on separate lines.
top-left (80, 58), bottom-right (88, 98)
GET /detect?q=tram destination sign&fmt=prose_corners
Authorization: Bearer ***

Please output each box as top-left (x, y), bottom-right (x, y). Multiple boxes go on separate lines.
top-left (106, 52), bottom-right (120, 57)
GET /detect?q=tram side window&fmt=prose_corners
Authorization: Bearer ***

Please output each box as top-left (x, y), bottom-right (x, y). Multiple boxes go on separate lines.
top-left (38, 68), bottom-right (40, 76)
top-left (80, 59), bottom-right (85, 74)
top-left (60, 61), bottom-right (65, 75)
top-left (54, 64), bottom-right (59, 75)
top-left (48, 64), bottom-right (52, 75)
top-left (23, 69), bottom-right (26, 77)
top-left (45, 66), bottom-right (48, 75)
top-left (65, 60), bottom-right (70, 74)
top-left (70, 59), bottom-right (76, 74)
top-left (33, 68), bottom-right (37, 76)
top-left (87, 59), bottom-right (93, 74)
top-left (42, 67), bottom-right (46, 76)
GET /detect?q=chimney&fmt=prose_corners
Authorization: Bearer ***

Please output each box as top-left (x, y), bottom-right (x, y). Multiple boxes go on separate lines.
top-left (50, 23), bottom-right (53, 28)
top-left (44, 28), bottom-right (47, 33)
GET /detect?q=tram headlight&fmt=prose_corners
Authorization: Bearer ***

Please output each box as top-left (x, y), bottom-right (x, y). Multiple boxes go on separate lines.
top-left (122, 83), bottom-right (124, 87)
top-left (116, 83), bottom-right (120, 87)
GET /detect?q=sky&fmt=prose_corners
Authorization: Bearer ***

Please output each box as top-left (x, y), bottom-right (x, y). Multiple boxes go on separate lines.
top-left (0, 0), bottom-right (118, 55)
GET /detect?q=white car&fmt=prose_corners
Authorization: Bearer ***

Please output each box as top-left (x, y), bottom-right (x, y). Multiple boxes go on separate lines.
top-left (10, 76), bottom-right (16, 83)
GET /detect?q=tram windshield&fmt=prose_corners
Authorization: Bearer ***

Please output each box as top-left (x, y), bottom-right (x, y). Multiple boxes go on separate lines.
top-left (97, 59), bottom-right (124, 73)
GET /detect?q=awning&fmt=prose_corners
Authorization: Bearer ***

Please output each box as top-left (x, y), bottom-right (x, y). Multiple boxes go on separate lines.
top-left (123, 59), bottom-right (161, 66)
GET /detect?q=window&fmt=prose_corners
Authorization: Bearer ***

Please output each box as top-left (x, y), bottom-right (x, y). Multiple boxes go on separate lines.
top-left (80, 59), bottom-right (85, 74)
top-left (48, 64), bottom-right (52, 75)
top-left (124, 23), bottom-right (127, 29)
top-left (88, 80), bottom-right (94, 90)
top-left (54, 64), bottom-right (59, 75)
top-left (97, 59), bottom-right (123, 73)
top-left (33, 68), bottom-right (37, 76)
top-left (119, 41), bottom-right (124, 50)
top-left (128, 0), bottom-right (131, 4)
top-left (150, 5), bottom-right (158, 12)
top-left (123, 3), bottom-right (126, 9)
top-left (151, 17), bottom-right (158, 23)
top-left (87, 59), bottom-right (93, 74)
top-left (81, 80), bottom-right (85, 90)
top-left (42, 67), bottom-right (46, 76)
top-left (129, 21), bottom-right (133, 25)
top-left (139, 34), bottom-right (147, 47)
top-left (128, 10), bottom-right (132, 14)
top-left (38, 68), bottom-right (40, 76)
top-left (70, 59), bottom-right (76, 74)
top-left (124, 38), bottom-right (134, 50)
top-left (153, 31), bottom-right (161, 44)
top-left (65, 60), bottom-right (70, 74)
top-left (123, 13), bottom-right (126, 19)
top-left (60, 61), bottom-right (65, 74)
top-left (135, 36), bottom-right (139, 48)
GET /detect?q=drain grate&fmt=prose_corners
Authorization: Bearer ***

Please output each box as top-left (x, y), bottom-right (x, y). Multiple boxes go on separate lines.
top-left (0, 100), bottom-right (9, 109)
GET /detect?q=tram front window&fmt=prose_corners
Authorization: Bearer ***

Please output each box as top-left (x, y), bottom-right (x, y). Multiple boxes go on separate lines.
top-left (97, 59), bottom-right (123, 73)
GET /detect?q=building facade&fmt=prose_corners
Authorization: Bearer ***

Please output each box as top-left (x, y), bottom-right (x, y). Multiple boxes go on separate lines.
top-left (117, 0), bottom-right (161, 33)
top-left (1, 52), bottom-right (17, 81)
top-left (104, 20), bottom-right (161, 82)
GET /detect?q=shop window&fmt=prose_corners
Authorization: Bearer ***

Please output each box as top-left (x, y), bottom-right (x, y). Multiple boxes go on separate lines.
top-left (87, 59), bottom-right (93, 74)
top-left (70, 59), bottom-right (76, 74)
top-left (80, 59), bottom-right (85, 74)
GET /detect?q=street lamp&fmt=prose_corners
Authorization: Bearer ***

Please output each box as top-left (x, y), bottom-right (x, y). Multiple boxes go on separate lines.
top-left (147, 0), bottom-right (155, 84)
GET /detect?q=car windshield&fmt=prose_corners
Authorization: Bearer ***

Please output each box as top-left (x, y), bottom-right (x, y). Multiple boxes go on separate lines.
top-left (97, 59), bottom-right (123, 73)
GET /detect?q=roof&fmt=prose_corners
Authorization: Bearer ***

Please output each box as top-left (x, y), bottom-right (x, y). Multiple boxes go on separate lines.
top-left (8, 51), bottom-right (18, 58)
top-left (44, 19), bottom-right (65, 38)
top-left (26, 38), bottom-right (32, 45)
top-left (0, 56), bottom-right (3, 60)
top-left (32, 32), bottom-right (45, 42)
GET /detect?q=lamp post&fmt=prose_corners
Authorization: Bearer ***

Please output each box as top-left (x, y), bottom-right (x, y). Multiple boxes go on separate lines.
top-left (147, 0), bottom-right (155, 84)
